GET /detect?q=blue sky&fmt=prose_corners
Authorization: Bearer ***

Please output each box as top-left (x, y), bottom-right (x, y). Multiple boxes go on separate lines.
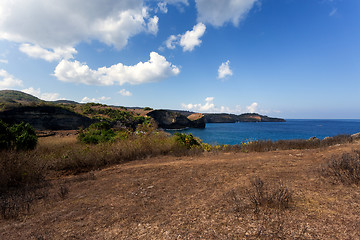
top-left (0, 0), bottom-right (359, 118)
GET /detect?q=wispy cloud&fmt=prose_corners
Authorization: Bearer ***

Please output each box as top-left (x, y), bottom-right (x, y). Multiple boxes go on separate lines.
top-left (81, 96), bottom-right (111, 103)
top-left (195, 0), bottom-right (258, 27)
top-left (22, 87), bottom-right (61, 101)
top-left (329, 8), bottom-right (337, 16)
top-left (0, 59), bottom-right (8, 64)
top-left (0, 69), bottom-right (23, 89)
top-left (118, 89), bottom-right (132, 96)
top-left (19, 44), bottom-right (77, 62)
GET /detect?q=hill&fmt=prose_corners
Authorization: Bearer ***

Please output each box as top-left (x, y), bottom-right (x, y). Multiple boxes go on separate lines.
top-left (0, 90), bottom-right (41, 104)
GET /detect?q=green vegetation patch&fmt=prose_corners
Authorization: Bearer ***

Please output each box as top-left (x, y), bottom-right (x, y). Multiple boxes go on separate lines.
top-left (0, 120), bottom-right (38, 151)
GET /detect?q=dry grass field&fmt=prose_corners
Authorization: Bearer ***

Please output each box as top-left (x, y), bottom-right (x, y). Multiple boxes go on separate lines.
top-left (1, 135), bottom-right (360, 239)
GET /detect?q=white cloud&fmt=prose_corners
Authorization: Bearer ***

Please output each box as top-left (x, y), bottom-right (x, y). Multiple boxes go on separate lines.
top-left (165, 23), bottom-right (206, 52)
top-left (81, 96), bottom-right (111, 103)
top-left (0, 59), bottom-right (8, 64)
top-left (147, 16), bottom-right (159, 35)
top-left (218, 60), bottom-right (233, 79)
top-left (0, 0), bottom-right (158, 51)
top-left (182, 98), bottom-right (262, 114)
top-left (54, 52), bottom-right (180, 86)
top-left (118, 89), bottom-right (132, 96)
top-left (246, 102), bottom-right (258, 113)
top-left (0, 69), bottom-right (23, 89)
top-left (180, 23), bottom-right (206, 51)
top-left (165, 35), bottom-right (178, 49)
top-left (22, 87), bottom-right (61, 101)
top-left (195, 0), bottom-right (258, 27)
top-left (19, 44), bottom-right (77, 62)
top-left (181, 97), bottom-right (216, 112)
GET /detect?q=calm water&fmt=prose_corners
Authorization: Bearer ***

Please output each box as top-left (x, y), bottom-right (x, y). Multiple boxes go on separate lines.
top-left (168, 119), bottom-right (360, 145)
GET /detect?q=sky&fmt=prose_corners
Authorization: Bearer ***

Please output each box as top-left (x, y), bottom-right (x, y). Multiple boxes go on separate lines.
top-left (0, 0), bottom-right (359, 119)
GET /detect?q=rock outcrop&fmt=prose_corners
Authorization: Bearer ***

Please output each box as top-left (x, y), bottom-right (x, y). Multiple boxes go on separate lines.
top-left (0, 106), bottom-right (94, 130)
top-left (204, 113), bottom-right (285, 123)
top-left (146, 110), bottom-right (205, 129)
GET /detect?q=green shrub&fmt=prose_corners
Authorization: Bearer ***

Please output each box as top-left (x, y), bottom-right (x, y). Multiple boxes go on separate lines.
top-left (9, 122), bottom-right (38, 151)
top-left (0, 120), bottom-right (12, 150)
top-left (0, 120), bottom-right (38, 151)
top-left (78, 122), bottom-right (116, 144)
top-left (174, 133), bottom-right (201, 149)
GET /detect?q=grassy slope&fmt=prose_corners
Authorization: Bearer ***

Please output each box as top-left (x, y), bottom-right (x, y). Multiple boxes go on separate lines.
top-left (1, 137), bottom-right (359, 239)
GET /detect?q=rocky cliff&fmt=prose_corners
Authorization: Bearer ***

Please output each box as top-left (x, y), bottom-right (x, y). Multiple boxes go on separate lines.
top-left (0, 106), bottom-right (94, 130)
top-left (204, 113), bottom-right (285, 123)
top-left (146, 110), bottom-right (205, 129)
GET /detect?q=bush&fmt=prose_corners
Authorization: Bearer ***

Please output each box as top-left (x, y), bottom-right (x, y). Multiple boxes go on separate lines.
top-left (321, 150), bottom-right (360, 185)
top-left (0, 120), bottom-right (38, 151)
top-left (78, 122), bottom-right (116, 144)
top-left (9, 122), bottom-right (38, 151)
top-left (0, 121), bottom-right (12, 150)
top-left (247, 177), bottom-right (293, 212)
top-left (174, 133), bottom-right (201, 149)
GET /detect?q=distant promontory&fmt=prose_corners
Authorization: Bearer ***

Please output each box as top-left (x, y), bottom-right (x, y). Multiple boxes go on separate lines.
top-left (0, 90), bottom-right (285, 131)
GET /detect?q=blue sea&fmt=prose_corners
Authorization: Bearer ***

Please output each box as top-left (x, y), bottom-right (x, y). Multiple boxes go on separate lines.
top-left (167, 119), bottom-right (360, 145)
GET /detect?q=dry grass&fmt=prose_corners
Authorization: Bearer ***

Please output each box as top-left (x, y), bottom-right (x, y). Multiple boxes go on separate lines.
top-left (225, 134), bottom-right (354, 153)
top-left (0, 138), bottom-right (360, 238)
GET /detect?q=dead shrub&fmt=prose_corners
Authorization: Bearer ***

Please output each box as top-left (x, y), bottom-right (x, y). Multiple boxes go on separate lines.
top-left (247, 177), bottom-right (293, 212)
top-left (321, 150), bottom-right (360, 185)
top-left (0, 182), bottom-right (50, 219)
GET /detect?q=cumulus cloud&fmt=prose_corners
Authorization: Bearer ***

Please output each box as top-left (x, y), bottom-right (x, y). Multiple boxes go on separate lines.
top-left (165, 23), bottom-right (206, 52)
top-left (22, 87), bottom-right (61, 101)
top-left (54, 52), bottom-right (180, 86)
top-left (19, 44), bottom-right (77, 62)
top-left (246, 102), bottom-right (258, 113)
top-left (195, 0), bottom-right (258, 27)
top-left (0, 0), bottom-right (159, 51)
top-left (0, 69), bottom-right (23, 89)
top-left (182, 97), bottom-right (215, 112)
top-left (218, 60), bottom-right (233, 79)
top-left (81, 96), bottom-right (111, 103)
top-left (118, 89), bottom-right (132, 96)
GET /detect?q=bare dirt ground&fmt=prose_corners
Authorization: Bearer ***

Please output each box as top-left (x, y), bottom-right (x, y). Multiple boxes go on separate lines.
top-left (1, 140), bottom-right (360, 239)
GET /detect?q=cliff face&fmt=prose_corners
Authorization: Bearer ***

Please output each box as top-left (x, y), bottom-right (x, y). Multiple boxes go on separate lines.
top-left (204, 113), bottom-right (285, 123)
top-left (146, 110), bottom-right (205, 129)
top-left (0, 106), bottom-right (94, 130)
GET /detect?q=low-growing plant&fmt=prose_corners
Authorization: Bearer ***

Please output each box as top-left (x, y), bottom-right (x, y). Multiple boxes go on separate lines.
top-left (174, 133), bottom-right (201, 149)
top-left (321, 150), bottom-right (360, 185)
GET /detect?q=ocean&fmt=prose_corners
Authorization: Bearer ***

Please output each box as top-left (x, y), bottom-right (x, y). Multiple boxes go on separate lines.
top-left (167, 119), bottom-right (360, 145)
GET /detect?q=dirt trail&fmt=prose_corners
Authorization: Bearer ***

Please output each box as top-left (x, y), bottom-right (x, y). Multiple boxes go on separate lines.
top-left (1, 142), bottom-right (360, 239)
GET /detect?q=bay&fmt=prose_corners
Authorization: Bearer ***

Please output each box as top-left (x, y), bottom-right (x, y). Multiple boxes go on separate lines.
top-left (167, 119), bottom-right (360, 145)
